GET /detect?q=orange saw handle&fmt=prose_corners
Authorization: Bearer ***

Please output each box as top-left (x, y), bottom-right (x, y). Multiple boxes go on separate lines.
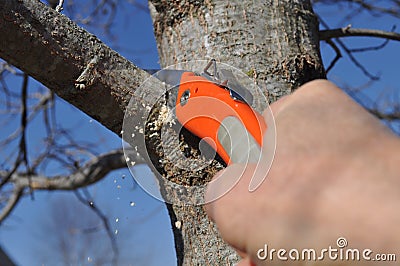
top-left (175, 72), bottom-right (266, 165)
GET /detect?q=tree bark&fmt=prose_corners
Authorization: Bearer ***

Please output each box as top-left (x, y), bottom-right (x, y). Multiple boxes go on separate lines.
top-left (0, 0), bottom-right (326, 265)
top-left (0, 0), bottom-right (149, 134)
top-left (149, 0), bottom-right (325, 265)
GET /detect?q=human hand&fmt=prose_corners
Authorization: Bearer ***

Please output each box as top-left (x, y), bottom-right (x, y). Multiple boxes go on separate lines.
top-left (205, 79), bottom-right (400, 265)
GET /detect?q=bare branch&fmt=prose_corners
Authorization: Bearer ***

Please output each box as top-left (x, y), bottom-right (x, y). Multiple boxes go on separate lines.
top-left (0, 91), bottom-right (53, 147)
top-left (11, 149), bottom-right (138, 190)
top-left (75, 190), bottom-right (119, 265)
top-left (20, 74), bottom-right (34, 198)
top-left (343, 0), bottom-right (400, 18)
top-left (0, 185), bottom-right (23, 224)
top-left (318, 17), bottom-right (381, 80)
top-left (325, 39), bottom-right (342, 73)
top-left (349, 38), bottom-right (390, 53)
top-left (0, 149), bottom-right (145, 222)
top-left (319, 27), bottom-right (400, 42)
top-left (312, 0), bottom-right (400, 19)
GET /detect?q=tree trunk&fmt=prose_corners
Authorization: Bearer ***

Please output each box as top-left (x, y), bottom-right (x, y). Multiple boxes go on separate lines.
top-left (0, 0), bottom-right (325, 265)
top-left (149, 0), bottom-right (325, 265)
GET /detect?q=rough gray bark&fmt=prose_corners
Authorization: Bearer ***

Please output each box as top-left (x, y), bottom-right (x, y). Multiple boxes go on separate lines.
top-left (0, 0), bottom-right (149, 134)
top-left (149, 0), bottom-right (325, 265)
top-left (0, 0), bottom-right (326, 265)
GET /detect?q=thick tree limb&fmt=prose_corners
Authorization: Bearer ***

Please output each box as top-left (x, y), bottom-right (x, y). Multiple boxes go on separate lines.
top-left (0, 0), bottom-right (150, 135)
top-left (319, 27), bottom-right (400, 42)
top-left (0, 2), bottom-right (159, 226)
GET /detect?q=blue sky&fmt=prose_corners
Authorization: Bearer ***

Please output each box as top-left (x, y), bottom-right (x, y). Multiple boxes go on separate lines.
top-left (0, 1), bottom-right (175, 265)
top-left (0, 1), bottom-right (399, 265)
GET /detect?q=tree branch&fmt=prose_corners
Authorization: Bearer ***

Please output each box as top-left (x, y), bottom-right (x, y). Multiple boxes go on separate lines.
top-left (0, 149), bottom-right (145, 222)
top-left (325, 39), bottom-right (342, 73)
top-left (318, 17), bottom-right (384, 80)
top-left (12, 149), bottom-right (140, 190)
top-left (0, 185), bottom-right (23, 224)
top-left (0, 0), bottom-right (151, 135)
top-left (312, 0), bottom-right (400, 19)
top-left (319, 27), bottom-right (400, 42)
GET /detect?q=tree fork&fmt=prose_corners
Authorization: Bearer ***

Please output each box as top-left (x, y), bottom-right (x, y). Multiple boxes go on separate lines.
top-left (0, 0), bottom-right (326, 265)
top-left (149, 0), bottom-right (325, 264)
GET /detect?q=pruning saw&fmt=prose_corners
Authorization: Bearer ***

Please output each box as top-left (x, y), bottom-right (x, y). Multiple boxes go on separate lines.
top-left (153, 59), bottom-right (267, 166)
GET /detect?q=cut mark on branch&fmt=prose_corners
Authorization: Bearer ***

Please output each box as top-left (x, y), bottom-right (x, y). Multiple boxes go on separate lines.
top-left (75, 56), bottom-right (99, 90)
top-left (55, 0), bottom-right (64, 12)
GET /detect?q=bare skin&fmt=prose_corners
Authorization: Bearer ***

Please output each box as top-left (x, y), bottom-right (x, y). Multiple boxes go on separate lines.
top-left (205, 80), bottom-right (400, 265)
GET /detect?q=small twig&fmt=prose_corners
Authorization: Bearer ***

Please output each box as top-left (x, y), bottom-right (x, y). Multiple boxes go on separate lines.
top-left (74, 190), bottom-right (119, 265)
top-left (349, 0), bottom-right (400, 19)
top-left (313, 0), bottom-right (400, 20)
top-left (349, 38), bottom-right (390, 53)
top-left (0, 185), bottom-right (23, 225)
top-left (20, 74), bottom-right (35, 199)
top-left (318, 17), bottom-right (381, 80)
top-left (0, 75), bottom-right (31, 189)
top-left (319, 27), bottom-right (400, 42)
top-left (336, 37), bottom-right (380, 80)
top-left (0, 159), bottom-right (21, 189)
top-left (325, 39), bottom-right (342, 73)
top-left (0, 92), bottom-right (54, 147)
